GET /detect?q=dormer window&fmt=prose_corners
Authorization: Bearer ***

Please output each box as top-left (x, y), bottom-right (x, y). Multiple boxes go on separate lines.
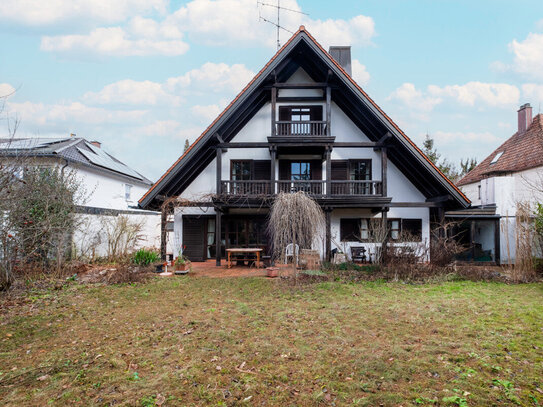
top-left (490, 151), bottom-right (504, 164)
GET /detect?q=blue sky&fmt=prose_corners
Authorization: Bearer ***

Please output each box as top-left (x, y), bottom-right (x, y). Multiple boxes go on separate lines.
top-left (2, 0), bottom-right (543, 183)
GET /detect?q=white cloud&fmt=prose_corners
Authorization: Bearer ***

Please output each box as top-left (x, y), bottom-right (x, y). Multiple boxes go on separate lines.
top-left (166, 62), bottom-right (255, 94)
top-left (191, 104), bottom-right (224, 122)
top-left (41, 26), bottom-right (189, 57)
top-left (0, 83), bottom-right (16, 98)
top-left (83, 79), bottom-right (181, 106)
top-left (508, 32), bottom-right (543, 80)
top-left (351, 59), bottom-right (370, 86)
top-left (387, 83), bottom-right (441, 120)
top-left (522, 83), bottom-right (543, 103)
top-left (428, 82), bottom-right (519, 107)
top-left (6, 101), bottom-right (146, 127)
top-left (0, 0), bottom-right (167, 26)
top-left (305, 15), bottom-right (375, 49)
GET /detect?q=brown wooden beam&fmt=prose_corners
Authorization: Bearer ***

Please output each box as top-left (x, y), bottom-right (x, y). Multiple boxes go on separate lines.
top-left (215, 209), bottom-right (222, 266)
top-left (326, 86), bottom-right (331, 136)
top-left (273, 82), bottom-right (329, 89)
top-left (160, 208), bottom-right (168, 261)
top-left (325, 147), bottom-right (331, 196)
top-left (381, 147), bottom-right (388, 197)
top-left (216, 147), bottom-right (222, 195)
top-left (325, 209), bottom-right (331, 262)
top-left (271, 87), bottom-right (276, 138)
top-left (332, 142), bottom-right (384, 148)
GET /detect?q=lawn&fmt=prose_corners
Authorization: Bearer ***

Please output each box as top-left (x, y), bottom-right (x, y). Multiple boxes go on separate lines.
top-left (0, 277), bottom-right (542, 406)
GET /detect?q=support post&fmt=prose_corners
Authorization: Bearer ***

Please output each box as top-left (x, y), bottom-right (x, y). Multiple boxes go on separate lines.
top-left (380, 208), bottom-right (388, 264)
top-left (494, 218), bottom-right (501, 265)
top-left (325, 146), bottom-right (331, 195)
top-left (160, 206), bottom-right (168, 261)
top-left (271, 87), bottom-right (277, 137)
top-left (470, 220), bottom-right (475, 261)
top-left (381, 147), bottom-right (387, 196)
top-left (215, 209), bottom-right (222, 266)
top-left (325, 208), bottom-right (332, 262)
top-left (270, 146), bottom-right (276, 194)
top-left (326, 86), bottom-right (331, 136)
top-left (216, 146), bottom-right (222, 195)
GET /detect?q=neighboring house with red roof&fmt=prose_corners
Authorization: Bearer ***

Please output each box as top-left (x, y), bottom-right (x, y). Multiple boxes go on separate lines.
top-left (140, 27), bottom-right (469, 264)
top-left (457, 104), bottom-right (543, 264)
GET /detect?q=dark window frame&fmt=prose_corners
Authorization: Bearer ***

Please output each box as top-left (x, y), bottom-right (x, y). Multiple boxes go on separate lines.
top-left (230, 160), bottom-right (253, 181)
top-left (278, 105), bottom-right (323, 121)
top-left (349, 159), bottom-right (372, 181)
top-left (290, 161), bottom-right (312, 181)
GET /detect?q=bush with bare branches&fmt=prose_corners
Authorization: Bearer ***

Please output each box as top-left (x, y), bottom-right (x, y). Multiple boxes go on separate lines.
top-left (267, 192), bottom-right (325, 264)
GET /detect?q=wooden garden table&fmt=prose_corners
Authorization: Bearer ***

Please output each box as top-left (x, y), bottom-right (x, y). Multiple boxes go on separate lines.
top-left (226, 248), bottom-right (262, 269)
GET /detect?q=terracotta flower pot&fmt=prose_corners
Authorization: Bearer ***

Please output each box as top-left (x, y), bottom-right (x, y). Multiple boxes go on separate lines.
top-left (267, 267), bottom-right (279, 278)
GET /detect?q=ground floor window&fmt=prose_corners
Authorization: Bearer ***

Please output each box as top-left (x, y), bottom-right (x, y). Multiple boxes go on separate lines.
top-left (340, 217), bottom-right (423, 242)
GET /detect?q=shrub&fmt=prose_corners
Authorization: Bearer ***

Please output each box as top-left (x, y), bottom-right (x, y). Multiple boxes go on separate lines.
top-left (133, 248), bottom-right (160, 266)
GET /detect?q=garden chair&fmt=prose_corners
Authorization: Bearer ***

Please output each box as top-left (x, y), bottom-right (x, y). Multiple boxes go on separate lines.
top-left (285, 243), bottom-right (299, 266)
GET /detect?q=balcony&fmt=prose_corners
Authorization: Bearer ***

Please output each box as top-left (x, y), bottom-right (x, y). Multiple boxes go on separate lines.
top-left (275, 120), bottom-right (327, 137)
top-left (220, 180), bottom-right (382, 197)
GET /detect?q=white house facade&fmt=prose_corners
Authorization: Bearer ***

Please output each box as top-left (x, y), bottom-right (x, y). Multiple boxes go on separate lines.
top-left (140, 27), bottom-right (469, 264)
top-left (0, 137), bottom-right (161, 258)
top-left (457, 104), bottom-right (543, 264)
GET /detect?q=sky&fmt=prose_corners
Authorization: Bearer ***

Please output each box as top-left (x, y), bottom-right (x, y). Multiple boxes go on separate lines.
top-left (2, 0), bottom-right (543, 183)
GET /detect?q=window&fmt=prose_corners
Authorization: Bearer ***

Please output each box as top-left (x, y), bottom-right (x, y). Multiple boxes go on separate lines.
top-left (231, 160), bottom-right (252, 180)
top-left (360, 219), bottom-right (369, 240)
top-left (124, 184), bottom-right (132, 200)
top-left (401, 219), bottom-right (422, 241)
top-left (278, 105), bottom-right (324, 136)
top-left (388, 219), bottom-right (400, 240)
top-left (490, 151), bottom-right (504, 164)
top-left (340, 218), bottom-right (361, 241)
top-left (290, 161), bottom-right (311, 180)
top-left (349, 160), bottom-right (371, 181)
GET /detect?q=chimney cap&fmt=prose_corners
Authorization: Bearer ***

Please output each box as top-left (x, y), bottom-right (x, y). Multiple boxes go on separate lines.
top-left (518, 103), bottom-right (531, 111)
top-left (90, 140), bottom-right (101, 148)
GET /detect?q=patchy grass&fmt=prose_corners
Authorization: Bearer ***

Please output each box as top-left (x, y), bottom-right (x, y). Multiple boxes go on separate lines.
top-left (0, 278), bottom-right (542, 406)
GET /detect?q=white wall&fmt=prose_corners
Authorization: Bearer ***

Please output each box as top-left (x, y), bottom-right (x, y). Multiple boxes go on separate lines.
top-left (174, 67), bottom-right (435, 260)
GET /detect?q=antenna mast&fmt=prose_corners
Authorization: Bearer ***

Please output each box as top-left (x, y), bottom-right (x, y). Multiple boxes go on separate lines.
top-left (257, 0), bottom-right (308, 49)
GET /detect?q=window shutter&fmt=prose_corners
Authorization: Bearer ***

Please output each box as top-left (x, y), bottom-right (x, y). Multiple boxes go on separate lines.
top-left (310, 160), bottom-right (322, 180)
top-left (279, 160), bottom-right (290, 180)
top-left (278, 106), bottom-right (290, 121)
top-left (253, 160), bottom-right (271, 180)
top-left (310, 105), bottom-right (323, 121)
top-left (331, 160), bottom-right (348, 180)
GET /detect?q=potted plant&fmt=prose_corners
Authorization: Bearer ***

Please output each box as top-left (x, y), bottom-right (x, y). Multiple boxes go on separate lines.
top-left (174, 247), bottom-right (191, 274)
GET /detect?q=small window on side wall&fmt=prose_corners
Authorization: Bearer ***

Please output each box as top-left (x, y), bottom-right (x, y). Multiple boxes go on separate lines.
top-left (125, 184), bottom-right (132, 201)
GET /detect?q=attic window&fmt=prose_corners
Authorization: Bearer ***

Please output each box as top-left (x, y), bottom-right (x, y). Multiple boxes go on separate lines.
top-left (490, 151), bottom-right (504, 165)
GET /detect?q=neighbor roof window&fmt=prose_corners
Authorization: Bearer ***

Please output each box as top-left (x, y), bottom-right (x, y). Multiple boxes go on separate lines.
top-left (490, 151), bottom-right (504, 164)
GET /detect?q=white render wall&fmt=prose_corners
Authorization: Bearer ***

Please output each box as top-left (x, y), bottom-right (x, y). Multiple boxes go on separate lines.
top-left (174, 68), bottom-right (435, 260)
top-left (459, 166), bottom-right (543, 264)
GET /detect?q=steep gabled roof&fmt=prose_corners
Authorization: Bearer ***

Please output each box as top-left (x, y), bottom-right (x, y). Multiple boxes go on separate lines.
top-left (457, 114), bottom-right (543, 186)
top-left (140, 26), bottom-right (470, 209)
top-left (0, 137), bottom-right (152, 185)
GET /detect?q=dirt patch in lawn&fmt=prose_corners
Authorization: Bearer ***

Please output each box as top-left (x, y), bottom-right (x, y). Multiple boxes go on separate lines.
top-left (1, 278), bottom-right (542, 406)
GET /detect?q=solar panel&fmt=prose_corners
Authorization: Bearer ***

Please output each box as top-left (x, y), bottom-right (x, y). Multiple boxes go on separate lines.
top-left (77, 144), bottom-right (142, 180)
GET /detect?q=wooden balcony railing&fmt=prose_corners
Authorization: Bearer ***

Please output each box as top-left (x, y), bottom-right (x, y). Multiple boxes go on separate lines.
top-left (330, 180), bottom-right (382, 196)
top-left (220, 180), bottom-right (383, 197)
top-left (275, 121), bottom-right (327, 137)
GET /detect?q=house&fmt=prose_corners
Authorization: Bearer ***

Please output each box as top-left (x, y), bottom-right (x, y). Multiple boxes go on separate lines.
top-left (0, 136), bottom-right (161, 257)
top-left (457, 104), bottom-right (543, 264)
top-left (139, 26), bottom-right (469, 264)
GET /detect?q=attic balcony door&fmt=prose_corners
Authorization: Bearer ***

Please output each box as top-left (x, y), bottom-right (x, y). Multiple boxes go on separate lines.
top-left (276, 106), bottom-right (325, 137)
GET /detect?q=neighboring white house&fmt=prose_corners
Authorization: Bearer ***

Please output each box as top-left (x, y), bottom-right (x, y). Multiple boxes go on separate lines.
top-left (457, 103), bottom-right (543, 264)
top-left (0, 136), bottom-right (161, 257)
top-left (139, 27), bottom-right (469, 264)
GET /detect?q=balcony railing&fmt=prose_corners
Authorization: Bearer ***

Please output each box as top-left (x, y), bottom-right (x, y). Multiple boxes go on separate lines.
top-left (275, 121), bottom-right (327, 137)
top-left (220, 180), bottom-right (382, 197)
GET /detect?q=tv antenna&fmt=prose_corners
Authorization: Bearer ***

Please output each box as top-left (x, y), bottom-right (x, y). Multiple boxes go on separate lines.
top-left (257, 1), bottom-right (309, 49)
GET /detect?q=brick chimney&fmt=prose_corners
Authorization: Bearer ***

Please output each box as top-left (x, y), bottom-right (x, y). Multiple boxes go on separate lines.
top-left (329, 46), bottom-right (352, 76)
top-left (518, 103), bottom-right (533, 134)
top-left (90, 140), bottom-right (101, 148)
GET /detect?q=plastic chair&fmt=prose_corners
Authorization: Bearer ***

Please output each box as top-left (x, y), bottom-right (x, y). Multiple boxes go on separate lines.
top-left (285, 243), bottom-right (299, 265)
